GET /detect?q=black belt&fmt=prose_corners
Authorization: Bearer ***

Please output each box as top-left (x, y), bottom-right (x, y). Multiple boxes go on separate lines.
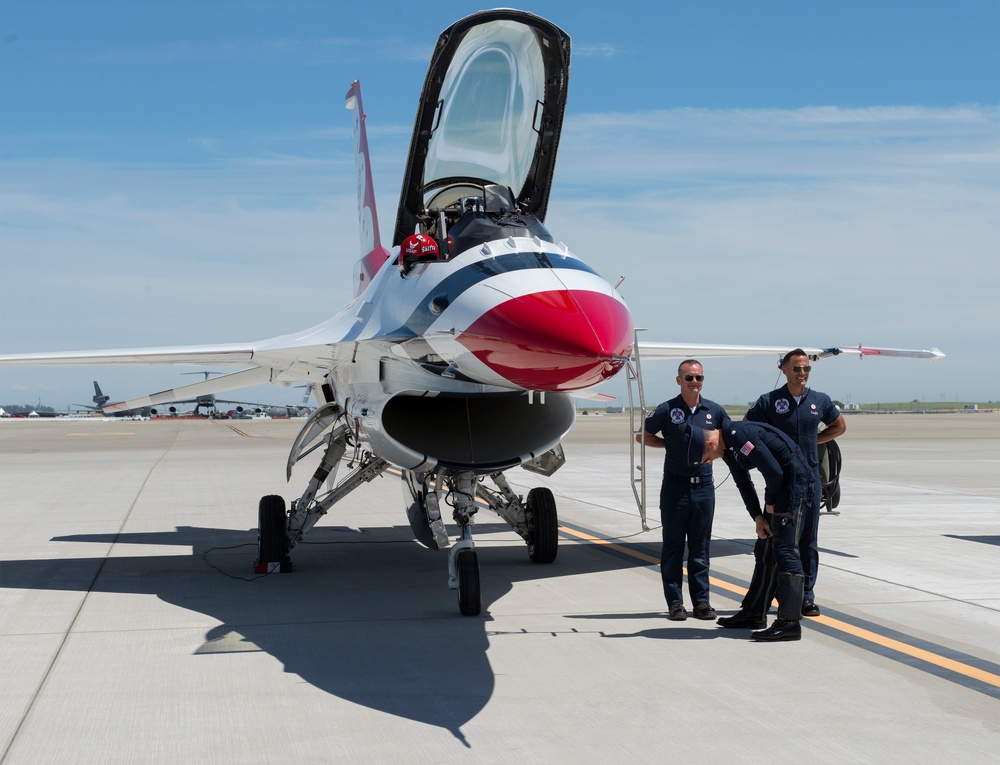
top-left (670, 475), bottom-right (704, 484)
top-left (667, 473), bottom-right (708, 485)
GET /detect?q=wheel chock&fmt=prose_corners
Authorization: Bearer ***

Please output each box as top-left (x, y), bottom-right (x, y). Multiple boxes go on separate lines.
top-left (253, 558), bottom-right (294, 574)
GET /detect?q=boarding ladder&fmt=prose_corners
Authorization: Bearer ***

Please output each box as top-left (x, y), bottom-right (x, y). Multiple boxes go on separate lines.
top-left (626, 330), bottom-right (650, 531)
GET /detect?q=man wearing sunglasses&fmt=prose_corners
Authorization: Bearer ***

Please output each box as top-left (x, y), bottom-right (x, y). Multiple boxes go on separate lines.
top-left (638, 360), bottom-right (729, 622)
top-left (718, 348), bottom-right (846, 628)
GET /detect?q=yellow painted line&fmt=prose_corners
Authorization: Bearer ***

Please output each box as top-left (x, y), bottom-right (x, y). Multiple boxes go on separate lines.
top-left (559, 523), bottom-right (1000, 690)
top-left (559, 525), bottom-right (660, 565)
top-left (810, 614), bottom-right (1000, 689)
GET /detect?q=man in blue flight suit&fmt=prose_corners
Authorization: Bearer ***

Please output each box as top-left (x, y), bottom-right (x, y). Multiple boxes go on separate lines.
top-left (724, 349), bottom-right (845, 624)
top-left (639, 359), bottom-right (728, 621)
top-left (699, 419), bottom-right (813, 641)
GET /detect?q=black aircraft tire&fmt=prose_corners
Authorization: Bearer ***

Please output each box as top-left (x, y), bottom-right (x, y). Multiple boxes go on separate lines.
top-left (526, 487), bottom-right (558, 564)
top-left (258, 495), bottom-right (288, 564)
top-left (457, 549), bottom-right (482, 616)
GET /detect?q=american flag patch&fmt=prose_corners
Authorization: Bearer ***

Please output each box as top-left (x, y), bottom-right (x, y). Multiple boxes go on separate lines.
top-left (740, 441), bottom-right (754, 456)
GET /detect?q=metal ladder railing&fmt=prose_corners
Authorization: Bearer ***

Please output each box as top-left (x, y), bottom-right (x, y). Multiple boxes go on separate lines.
top-left (626, 330), bottom-right (649, 531)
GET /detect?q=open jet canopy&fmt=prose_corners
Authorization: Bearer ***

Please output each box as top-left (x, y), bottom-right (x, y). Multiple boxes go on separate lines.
top-left (393, 9), bottom-right (571, 247)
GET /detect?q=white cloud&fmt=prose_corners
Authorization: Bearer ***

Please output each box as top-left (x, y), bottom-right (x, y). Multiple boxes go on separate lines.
top-left (574, 43), bottom-right (618, 58)
top-left (550, 105), bottom-right (999, 402)
top-left (78, 36), bottom-right (435, 67)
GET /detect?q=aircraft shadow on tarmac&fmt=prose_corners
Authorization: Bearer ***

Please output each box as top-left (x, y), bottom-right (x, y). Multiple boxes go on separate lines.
top-left (943, 534), bottom-right (1000, 547)
top-left (2, 522), bottom-right (661, 745)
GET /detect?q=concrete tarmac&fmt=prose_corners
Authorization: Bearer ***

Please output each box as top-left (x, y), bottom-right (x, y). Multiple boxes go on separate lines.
top-left (1, 413), bottom-right (998, 763)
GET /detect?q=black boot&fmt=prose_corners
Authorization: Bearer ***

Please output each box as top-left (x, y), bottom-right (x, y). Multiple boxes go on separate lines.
top-left (717, 612), bottom-right (767, 629)
top-left (751, 573), bottom-right (804, 641)
top-left (751, 619), bottom-right (801, 641)
top-left (775, 572), bottom-right (805, 622)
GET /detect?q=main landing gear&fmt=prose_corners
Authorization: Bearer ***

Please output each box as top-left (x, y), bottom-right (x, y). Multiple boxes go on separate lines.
top-left (253, 402), bottom-right (562, 615)
top-left (253, 402), bottom-right (388, 574)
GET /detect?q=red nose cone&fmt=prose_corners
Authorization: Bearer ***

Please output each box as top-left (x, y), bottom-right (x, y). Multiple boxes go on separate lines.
top-left (457, 290), bottom-right (634, 390)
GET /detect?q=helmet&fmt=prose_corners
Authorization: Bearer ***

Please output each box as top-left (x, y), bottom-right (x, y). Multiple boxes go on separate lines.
top-left (401, 233), bottom-right (439, 261)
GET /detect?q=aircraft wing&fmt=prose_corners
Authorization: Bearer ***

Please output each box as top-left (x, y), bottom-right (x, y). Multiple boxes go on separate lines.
top-left (570, 390), bottom-right (617, 402)
top-left (0, 341), bottom-right (337, 414)
top-left (101, 367), bottom-right (273, 413)
top-left (637, 341), bottom-right (945, 362)
top-left (0, 343), bottom-right (256, 367)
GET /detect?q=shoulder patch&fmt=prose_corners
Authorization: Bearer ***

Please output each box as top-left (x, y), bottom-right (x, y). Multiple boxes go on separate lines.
top-left (740, 441), bottom-right (755, 456)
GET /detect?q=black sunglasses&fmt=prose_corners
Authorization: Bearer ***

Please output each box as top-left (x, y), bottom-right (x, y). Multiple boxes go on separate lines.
top-left (792, 365), bottom-right (812, 373)
top-left (684, 374), bottom-right (705, 382)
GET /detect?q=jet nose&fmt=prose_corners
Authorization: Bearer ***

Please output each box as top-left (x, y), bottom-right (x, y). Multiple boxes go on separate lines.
top-left (457, 289), bottom-right (635, 391)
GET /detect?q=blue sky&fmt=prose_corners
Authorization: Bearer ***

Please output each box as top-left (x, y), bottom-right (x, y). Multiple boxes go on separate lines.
top-left (1, 1), bottom-right (998, 409)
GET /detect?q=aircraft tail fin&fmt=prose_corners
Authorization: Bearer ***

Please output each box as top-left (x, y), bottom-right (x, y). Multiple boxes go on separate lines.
top-left (92, 381), bottom-right (110, 408)
top-left (346, 81), bottom-right (392, 297)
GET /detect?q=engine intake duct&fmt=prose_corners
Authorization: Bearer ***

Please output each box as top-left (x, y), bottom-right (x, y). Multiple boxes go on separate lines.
top-left (383, 390), bottom-right (574, 472)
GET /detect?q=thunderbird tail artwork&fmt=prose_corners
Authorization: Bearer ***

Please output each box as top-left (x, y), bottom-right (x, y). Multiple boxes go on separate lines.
top-left (0, 10), bottom-right (943, 615)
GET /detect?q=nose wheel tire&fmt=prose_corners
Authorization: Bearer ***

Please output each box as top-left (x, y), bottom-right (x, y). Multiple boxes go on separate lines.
top-left (457, 549), bottom-right (482, 616)
top-left (525, 486), bottom-right (558, 564)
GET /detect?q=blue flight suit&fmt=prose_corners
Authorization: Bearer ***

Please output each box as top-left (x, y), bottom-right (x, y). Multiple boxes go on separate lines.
top-left (746, 385), bottom-right (840, 601)
top-left (644, 395), bottom-right (727, 607)
top-left (719, 420), bottom-right (812, 620)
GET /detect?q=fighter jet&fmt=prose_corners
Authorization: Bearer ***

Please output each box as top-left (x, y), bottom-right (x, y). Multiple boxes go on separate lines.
top-left (0, 10), bottom-right (941, 614)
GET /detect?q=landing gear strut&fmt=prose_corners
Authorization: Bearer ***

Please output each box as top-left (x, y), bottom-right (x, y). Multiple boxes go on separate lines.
top-left (477, 474), bottom-right (560, 564)
top-left (253, 402), bottom-right (388, 573)
top-left (443, 472), bottom-right (481, 615)
top-left (407, 470), bottom-right (485, 615)
top-left (406, 469), bottom-right (562, 615)
top-left (255, 401), bottom-right (562, 616)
